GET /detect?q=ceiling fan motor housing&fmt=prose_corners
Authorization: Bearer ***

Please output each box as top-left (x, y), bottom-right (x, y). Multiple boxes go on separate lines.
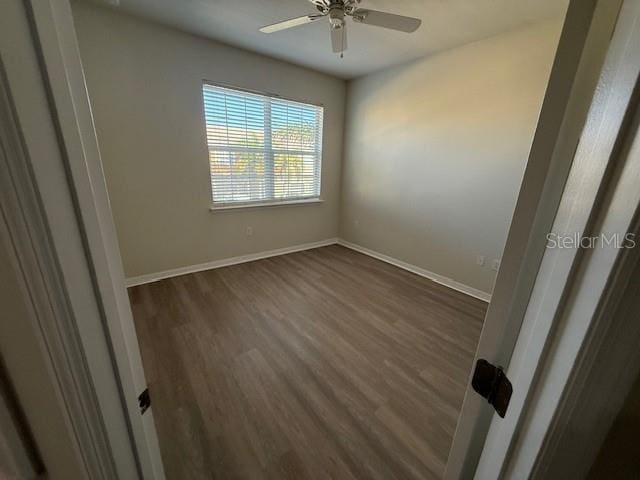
top-left (329, 6), bottom-right (345, 29)
top-left (315, 0), bottom-right (360, 17)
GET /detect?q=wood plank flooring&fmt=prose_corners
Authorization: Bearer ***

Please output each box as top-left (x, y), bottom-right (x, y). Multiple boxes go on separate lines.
top-left (129, 245), bottom-right (487, 479)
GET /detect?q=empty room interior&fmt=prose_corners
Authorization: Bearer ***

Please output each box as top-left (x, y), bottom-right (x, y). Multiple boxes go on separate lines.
top-left (69, 0), bottom-right (567, 478)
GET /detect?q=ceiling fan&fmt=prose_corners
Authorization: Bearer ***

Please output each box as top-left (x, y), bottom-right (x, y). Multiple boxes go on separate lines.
top-left (259, 0), bottom-right (422, 56)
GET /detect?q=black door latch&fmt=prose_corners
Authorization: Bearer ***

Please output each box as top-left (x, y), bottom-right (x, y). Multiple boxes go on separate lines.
top-left (471, 359), bottom-right (512, 418)
top-left (138, 388), bottom-right (151, 415)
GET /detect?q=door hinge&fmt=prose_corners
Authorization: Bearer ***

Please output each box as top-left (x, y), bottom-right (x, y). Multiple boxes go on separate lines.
top-left (138, 388), bottom-right (150, 415)
top-left (471, 359), bottom-right (512, 418)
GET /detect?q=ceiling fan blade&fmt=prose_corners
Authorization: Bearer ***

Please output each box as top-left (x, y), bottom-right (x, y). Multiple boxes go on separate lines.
top-left (330, 25), bottom-right (347, 54)
top-left (309, 0), bottom-right (330, 8)
top-left (260, 14), bottom-right (324, 33)
top-left (353, 9), bottom-right (421, 33)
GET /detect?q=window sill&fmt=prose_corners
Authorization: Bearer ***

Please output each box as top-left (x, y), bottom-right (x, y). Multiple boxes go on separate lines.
top-left (209, 198), bottom-right (324, 212)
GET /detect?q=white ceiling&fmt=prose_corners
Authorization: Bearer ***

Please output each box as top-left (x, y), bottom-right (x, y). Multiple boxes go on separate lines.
top-left (91, 0), bottom-right (567, 79)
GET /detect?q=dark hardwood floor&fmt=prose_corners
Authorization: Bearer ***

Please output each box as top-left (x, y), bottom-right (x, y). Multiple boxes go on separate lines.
top-left (129, 245), bottom-right (487, 479)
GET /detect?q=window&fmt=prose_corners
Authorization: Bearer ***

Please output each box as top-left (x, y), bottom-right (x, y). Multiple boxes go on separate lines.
top-left (202, 83), bottom-right (324, 208)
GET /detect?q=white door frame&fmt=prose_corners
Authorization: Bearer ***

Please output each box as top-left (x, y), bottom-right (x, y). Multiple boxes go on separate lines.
top-left (446, 0), bottom-right (626, 476)
top-left (0, 1), bottom-right (131, 478)
top-left (0, 0), bottom-right (163, 478)
top-left (4, 0), bottom-right (638, 478)
top-left (24, 0), bottom-right (165, 478)
top-left (532, 185), bottom-right (640, 478)
top-left (475, 0), bottom-right (640, 475)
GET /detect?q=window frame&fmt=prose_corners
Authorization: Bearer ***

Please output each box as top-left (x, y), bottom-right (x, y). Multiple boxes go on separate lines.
top-left (201, 80), bottom-right (325, 211)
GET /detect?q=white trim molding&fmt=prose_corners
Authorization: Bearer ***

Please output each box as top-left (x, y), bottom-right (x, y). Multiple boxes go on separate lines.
top-left (9, 0), bottom-right (159, 477)
top-left (210, 198), bottom-right (323, 211)
top-left (125, 237), bottom-right (492, 303)
top-left (125, 238), bottom-right (339, 287)
top-left (337, 240), bottom-right (492, 303)
top-left (475, 1), bottom-right (640, 477)
top-left (0, 56), bottom-right (117, 479)
top-left (447, 1), bottom-right (625, 476)
top-left (126, 236), bottom-right (492, 303)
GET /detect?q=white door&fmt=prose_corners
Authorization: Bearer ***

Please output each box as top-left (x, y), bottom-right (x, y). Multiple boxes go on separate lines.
top-left (447, 0), bottom-right (640, 477)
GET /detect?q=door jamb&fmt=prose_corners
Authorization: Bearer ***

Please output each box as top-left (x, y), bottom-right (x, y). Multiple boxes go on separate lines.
top-left (506, 53), bottom-right (640, 478)
top-left (445, 0), bottom-right (623, 476)
top-left (0, 52), bottom-right (117, 480)
top-left (471, 0), bottom-right (640, 477)
top-left (531, 164), bottom-right (640, 478)
top-left (21, 0), bottom-right (165, 478)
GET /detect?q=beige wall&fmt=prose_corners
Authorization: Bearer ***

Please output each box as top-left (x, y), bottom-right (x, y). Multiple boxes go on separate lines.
top-left (75, 1), bottom-right (561, 293)
top-left (72, 2), bottom-right (346, 278)
top-left (339, 19), bottom-right (562, 294)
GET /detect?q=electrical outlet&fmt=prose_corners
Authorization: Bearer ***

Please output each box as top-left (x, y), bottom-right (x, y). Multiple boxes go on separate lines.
top-left (476, 255), bottom-right (486, 267)
top-left (492, 259), bottom-right (501, 271)
top-left (246, 226), bottom-right (253, 237)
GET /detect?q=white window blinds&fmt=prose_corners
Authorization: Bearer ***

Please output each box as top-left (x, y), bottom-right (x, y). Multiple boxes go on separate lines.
top-left (202, 83), bottom-right (324, 207)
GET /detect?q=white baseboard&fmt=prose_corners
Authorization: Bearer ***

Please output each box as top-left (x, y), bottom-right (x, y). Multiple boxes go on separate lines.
top-left (125, 238), bottom-right (339, 287)
top-left (336, 239), bottom-right (492, 303)
top-left (125, 237), bottom-right (492, 303)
